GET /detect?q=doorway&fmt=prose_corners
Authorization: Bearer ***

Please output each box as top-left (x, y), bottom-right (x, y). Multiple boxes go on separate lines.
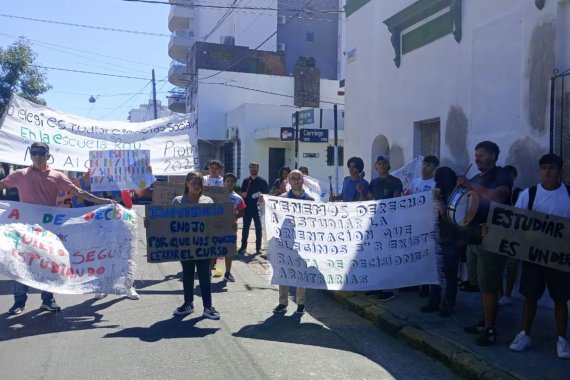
top-left (268, 148), bottom-right (286, 185)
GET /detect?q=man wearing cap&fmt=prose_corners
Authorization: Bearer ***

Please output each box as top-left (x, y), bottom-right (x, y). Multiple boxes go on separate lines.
top-left (0, 142), bottom-right (116, 315)
top-left (366, 155), bottom-right (403, 301)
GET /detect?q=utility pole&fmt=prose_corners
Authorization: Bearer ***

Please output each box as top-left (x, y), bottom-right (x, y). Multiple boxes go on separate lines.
top-left (294, 110), bottom-right (300, 169)
top-left (333, 104), bottom-right (339, 194)
top-left (152, 69), bottom-right (158, 119)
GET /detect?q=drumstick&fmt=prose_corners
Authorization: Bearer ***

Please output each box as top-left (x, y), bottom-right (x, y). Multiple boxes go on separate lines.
top-left (463, 164), bottom-right (472, 177)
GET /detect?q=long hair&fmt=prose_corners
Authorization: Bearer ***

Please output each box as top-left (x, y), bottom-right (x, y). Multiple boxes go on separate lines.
top-left (184, 171), bottom-right (204, 195)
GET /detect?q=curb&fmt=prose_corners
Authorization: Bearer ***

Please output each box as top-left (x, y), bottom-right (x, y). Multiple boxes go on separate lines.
top-left (331, 292), bottom-right (529, 380)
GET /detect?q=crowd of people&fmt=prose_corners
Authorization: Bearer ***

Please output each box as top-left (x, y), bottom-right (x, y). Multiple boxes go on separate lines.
top-left (1, 140), bottom-right (568, 359)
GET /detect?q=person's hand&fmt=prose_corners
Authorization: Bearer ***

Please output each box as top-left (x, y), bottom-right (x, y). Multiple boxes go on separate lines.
top-left (258, 194), bottom-right (265, 203)
top-left (457, 176), bottom-right (472, 189)
top-left (240, 192), bottom-right (247, 199)
top-left (480, 223), bottom-right (488, 237)
top-left (356, 183), bottom-right (364, 193)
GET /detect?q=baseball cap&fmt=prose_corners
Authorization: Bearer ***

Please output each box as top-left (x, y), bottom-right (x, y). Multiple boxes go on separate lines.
top-left (30, 142), bottom-right (49, 153)
top-left (375, 155), bottom-right (389, 162)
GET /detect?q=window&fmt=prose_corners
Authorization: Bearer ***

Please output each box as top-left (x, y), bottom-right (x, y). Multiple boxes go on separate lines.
top-left (306, 31), bottom-right (314, 42)
top-left (414, 118), bottom-right (440, 158)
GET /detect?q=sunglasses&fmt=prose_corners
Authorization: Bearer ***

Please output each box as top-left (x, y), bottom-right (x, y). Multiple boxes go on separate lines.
top-left (30, 151), bottom-right (48, 157)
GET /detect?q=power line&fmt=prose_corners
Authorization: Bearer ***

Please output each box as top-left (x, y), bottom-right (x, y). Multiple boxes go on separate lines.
top-left (0, 13), bottom-right (170, 37)
top-left (122, 0), bottom-right (344, 13)
top-left (29, 65), bottom-right (162, 81)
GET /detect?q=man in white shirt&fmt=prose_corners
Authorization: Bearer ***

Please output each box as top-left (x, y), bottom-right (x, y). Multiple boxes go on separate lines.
top-left (410, 155), bottom-right (439, 194)
top-left (508, 154), bottom-right (570, 360)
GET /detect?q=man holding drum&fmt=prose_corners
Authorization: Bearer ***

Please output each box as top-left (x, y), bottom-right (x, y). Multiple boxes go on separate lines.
top-left (457, 141), bottom-right (512, 346)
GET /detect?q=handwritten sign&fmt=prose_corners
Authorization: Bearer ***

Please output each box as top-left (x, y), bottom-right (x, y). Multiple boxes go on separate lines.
top-left (151, 182), bottom-right (185, 205)
top-left (145, 203), bottom-right (236, 263)
top-left (203, 186), bottom-right (231, 203)
top-left (481, 203), bottom-right (570, 273)
top-left (263, 193), bottom-right (438, 290)
top-left (89, 150), bottom-right (156, 192)
top-left (0, 201), bottom-right (137, 294)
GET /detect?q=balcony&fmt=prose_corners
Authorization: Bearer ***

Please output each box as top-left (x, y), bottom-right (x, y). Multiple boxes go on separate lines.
top-left (168, 61), bottom-right (189, 88)
top-left (168, 89), bottom-right (187, 113)
top-left (168, 30), bottom-right (195, 63)
top-left (168, 4), bottom-right (194, 32)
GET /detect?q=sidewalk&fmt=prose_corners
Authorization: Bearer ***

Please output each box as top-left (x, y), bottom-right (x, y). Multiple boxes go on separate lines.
top-left (238, 221), bottom-right (569, 379)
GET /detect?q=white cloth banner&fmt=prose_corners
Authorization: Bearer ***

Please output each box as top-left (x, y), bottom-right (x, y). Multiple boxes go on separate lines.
top-left (0, 94), bottom-right (198, 175)
top-left (392, 155), bottom-right (424, 194)
top-left (0, 201), bottom-right (137, 294)
top-left (264, 193), bottom-right (438, 291)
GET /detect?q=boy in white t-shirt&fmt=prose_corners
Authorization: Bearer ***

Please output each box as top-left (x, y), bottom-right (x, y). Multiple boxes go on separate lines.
top-left (203, 160), bottom-right (224, 187)
top-left (508, 153), bottom-right (570, 360)
top-left (409, 155), bottom-right (439, 195)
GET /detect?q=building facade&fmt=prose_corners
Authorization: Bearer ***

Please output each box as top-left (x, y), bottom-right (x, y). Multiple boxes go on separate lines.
top-left (344, 0), bottom-right (570, 187)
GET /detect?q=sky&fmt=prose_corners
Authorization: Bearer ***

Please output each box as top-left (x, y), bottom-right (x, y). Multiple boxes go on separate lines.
top-left (0, 0), bottom-right (173, 121)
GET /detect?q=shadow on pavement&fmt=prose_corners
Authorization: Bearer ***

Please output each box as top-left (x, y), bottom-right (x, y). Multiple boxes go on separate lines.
top-left (232, 313), bottom-right (359, 353)
top-left (104, 315), bottom-right (219, 342)
top-left (0, 297), bottom-right (122, 342)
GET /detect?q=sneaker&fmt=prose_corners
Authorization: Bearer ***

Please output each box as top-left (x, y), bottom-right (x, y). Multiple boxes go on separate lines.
top-left (173, 303), bottom-right (194, 316)
top-left (237, 247), bottom-right (247, 255)
top-left (377, 291), bottom-right (396, 302)
top-left (127, 287), bottom-right (139, 300)
top-left (464, 320), bottom-right (486, 334)
top-left (255, 250), bottom-right (263, 256)
top-left (203, 307), bottom-right (220, 320)
top-left (499, 296), bottom-right (513, 306)
top-left (94, 293), bottom-right (108, 300)
top-left (273, 304), bottom-right (287, 313)
top-left (40, 300), bottom-right (61, 312)
top-left (295, 305), bottom-right (305, 315)
top-left (224, 272), bottom-right (235, 282)
top-left (509, 330), bottom-right (532, 352)
top-left (476, 327), bottom-right (497, 346)
top-left (420, 304), bottom-right (439, 313)
top-left (8, 303), bottom-right (25, 315)
top-left (557, 337), bottom-right (570, 359)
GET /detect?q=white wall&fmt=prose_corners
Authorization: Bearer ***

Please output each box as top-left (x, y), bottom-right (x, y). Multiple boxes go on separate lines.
top-left (345, 0), bottom-right (564, 187)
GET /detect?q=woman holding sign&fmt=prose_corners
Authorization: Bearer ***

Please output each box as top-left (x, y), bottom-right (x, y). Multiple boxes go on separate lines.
top-left (171, 171), bottom-right (220, 320)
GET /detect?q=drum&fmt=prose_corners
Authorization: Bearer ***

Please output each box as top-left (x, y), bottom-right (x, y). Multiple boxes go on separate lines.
top-left (447, 187), bottom-right (479, 226)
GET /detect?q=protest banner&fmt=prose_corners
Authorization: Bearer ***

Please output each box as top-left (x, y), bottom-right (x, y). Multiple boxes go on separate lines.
top-left (481, 203), bottom-right (570, 273)
top-left (0, 201), bottom-right (137, 294)
top-left (89, 150), bottom-right (156, 192)
top-left (151, 182), bottom-right (185, 205)
top-left (0, 94), bottom-right (198, 175)
top-left (203, 186), bottom-right (231, 203)
top-left (263, 193), bottom-right (438, 290)
top-left (145, 203), bottom-right (236, 263)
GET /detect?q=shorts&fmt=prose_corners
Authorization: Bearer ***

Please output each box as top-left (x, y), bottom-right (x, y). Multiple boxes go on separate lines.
top-left (467, 244), bottom-right (506, 293)
top-left (519, 262), bottom-right (570, 303)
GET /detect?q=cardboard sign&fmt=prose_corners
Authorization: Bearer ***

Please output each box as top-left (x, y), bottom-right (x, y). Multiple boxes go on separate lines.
top-left (481, 203), bottom-right (570, 273)
top-left (151, 182), bottom-right (185, 205)
top-left (168, 176), bottom-right (187, 185)
top-left (145, 203), bottom-right (237, 263)
top-left (203, 186), bottom-right (231, 203)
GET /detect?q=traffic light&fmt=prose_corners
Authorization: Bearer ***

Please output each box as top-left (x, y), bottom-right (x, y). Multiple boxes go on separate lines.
top-left (337, 146), bottom-right (344, 166)
top-left (326, 145), bottom-right (334, 166)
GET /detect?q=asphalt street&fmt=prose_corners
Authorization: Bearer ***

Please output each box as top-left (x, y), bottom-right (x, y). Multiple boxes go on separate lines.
top-left (0, 205), bottom-right (458, 380)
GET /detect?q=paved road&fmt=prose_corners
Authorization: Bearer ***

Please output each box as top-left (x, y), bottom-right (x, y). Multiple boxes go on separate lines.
top-left (0, 205), bottom-right (458, 380)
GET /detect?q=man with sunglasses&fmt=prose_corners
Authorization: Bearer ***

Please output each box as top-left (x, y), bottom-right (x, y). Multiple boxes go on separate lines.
top-left (0, 142), bottom-right (115, 315)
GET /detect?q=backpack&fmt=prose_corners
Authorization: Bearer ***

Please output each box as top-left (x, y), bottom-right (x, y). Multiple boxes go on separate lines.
top-left (527, 184), bottom-right (570, 210)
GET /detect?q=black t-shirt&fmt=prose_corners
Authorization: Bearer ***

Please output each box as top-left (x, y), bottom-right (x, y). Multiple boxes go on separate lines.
top-left (470, 166), bottom-right (513, 225)
top-left (241, 176), bottom-right (269, 208)
top-left (369, 175), bottom-right (403, 200)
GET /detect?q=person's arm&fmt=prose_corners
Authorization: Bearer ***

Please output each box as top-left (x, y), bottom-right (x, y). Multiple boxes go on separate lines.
top-left (457, 177), bottom-right (510, 203)
top-left (0, 182), bottom-right (6, 192)
top-left (69, 186), bottom-right (115, 205)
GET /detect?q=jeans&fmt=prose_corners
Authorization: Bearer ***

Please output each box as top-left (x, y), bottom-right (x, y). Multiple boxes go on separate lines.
top-left (180, 259), bottom-right (212, 308)
top-left (14, 282), bottom-right (54, 305)
top-left (241, 208), bottom-right (262, 251)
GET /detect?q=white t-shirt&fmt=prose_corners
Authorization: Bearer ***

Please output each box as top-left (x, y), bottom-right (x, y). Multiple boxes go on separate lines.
top-left (410, 177), bottom-right (436, 194)
top-left (515, 184), bottom-right (570, 218)
top-left (203, 175), bottom-right (224, 187)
